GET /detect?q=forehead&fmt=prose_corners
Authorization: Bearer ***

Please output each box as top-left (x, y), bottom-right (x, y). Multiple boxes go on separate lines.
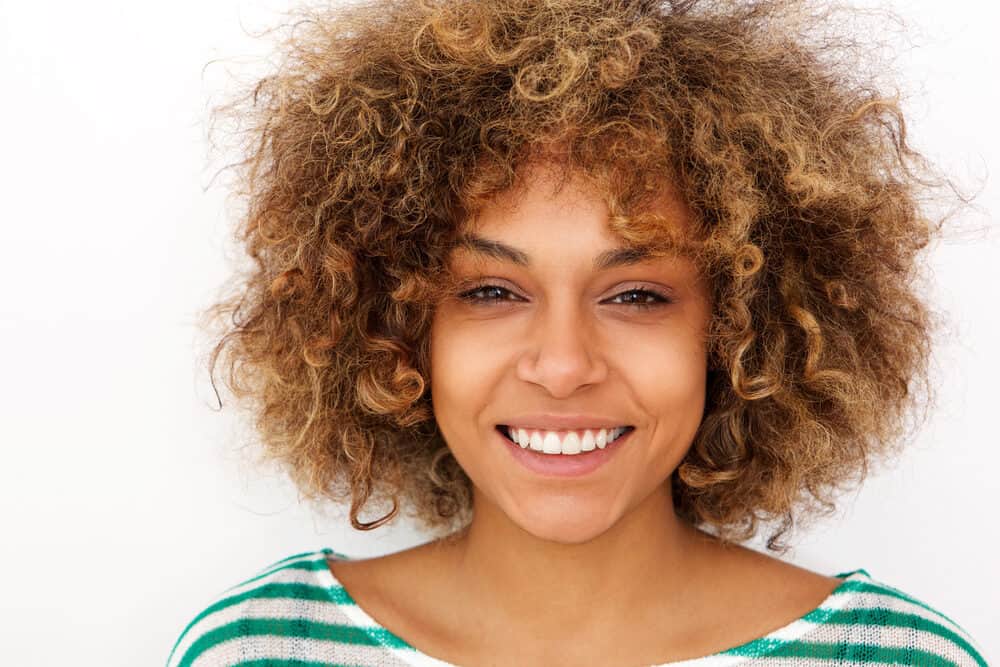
top-left (448, 165), bottom-right (701, 268)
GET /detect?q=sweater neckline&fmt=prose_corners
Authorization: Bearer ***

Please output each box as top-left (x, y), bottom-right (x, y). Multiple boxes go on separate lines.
top-left (318, 546), bottom-right (869, 667)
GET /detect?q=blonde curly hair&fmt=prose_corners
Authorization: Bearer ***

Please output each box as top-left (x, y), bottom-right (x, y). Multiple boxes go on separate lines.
top-left (201, 0), bottom-right (967, 552)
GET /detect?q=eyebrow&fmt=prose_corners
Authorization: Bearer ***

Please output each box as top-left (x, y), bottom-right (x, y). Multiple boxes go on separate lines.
top-left (454, 233), bottom-right (654, 271)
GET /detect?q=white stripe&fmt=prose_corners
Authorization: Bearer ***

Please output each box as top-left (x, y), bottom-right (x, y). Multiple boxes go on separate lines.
top-left (191, 635), bottom-right (414, 667)
top-left (841, 588), bottom-right (979, 648)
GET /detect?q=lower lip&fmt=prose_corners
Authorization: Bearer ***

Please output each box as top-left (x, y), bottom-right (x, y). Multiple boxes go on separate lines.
top-left (496, 426), bottom-right (633, 478)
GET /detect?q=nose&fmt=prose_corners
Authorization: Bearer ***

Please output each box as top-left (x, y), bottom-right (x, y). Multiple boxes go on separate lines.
top-left (515, 301), bottom-right (608, 397)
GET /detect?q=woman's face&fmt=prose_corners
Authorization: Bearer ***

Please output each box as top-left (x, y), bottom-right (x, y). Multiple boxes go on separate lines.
top-left (429, 166), bottom-right (711, 544)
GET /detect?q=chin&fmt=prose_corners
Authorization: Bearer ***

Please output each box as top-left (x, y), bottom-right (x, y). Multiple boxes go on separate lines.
top-left (507, 500), bottom-right (618, 545)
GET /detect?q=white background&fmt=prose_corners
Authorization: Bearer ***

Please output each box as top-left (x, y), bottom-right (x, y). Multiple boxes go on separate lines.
top-left (1, 0), bottom-right (996, 664)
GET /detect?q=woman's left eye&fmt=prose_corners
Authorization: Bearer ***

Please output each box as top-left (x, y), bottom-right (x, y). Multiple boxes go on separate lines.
top-left (456, 284), bottom-right (672, 310)
top-left (607, 288), bottom-right (673, 310)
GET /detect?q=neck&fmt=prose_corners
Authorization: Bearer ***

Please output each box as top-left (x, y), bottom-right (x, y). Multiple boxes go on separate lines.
top-left (439, 483), bottom-right (718, 641)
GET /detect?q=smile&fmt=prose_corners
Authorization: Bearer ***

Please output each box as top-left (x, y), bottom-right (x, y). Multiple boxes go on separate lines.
top-left (495, 424), bottom-right (635, 478)
top-left (497, 425), bottom-right (634, 455)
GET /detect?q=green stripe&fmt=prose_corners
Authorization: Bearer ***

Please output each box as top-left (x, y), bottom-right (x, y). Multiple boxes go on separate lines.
top-left (727, 639), bottom-right (962, 666)
top-left (267, 550), bottom-right (319, 568)
top-left (321, 547), bottom-right (353, 560)
top-left (852, 579), bottom-right (955, 620)
top-left (834, 568), bottom-right (871, 579)
top-left (833, 579), bottom-right (945, 616)
top-left (223, 551), bottom-right (320, 594)
top-left (225, 555), bottom-right (334, 594)
top-left (175, 618), bottom-right (412, 667)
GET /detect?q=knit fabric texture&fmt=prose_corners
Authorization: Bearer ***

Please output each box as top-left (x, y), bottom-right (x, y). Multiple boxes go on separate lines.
top-left (166, 548), bottom-right (990, 666)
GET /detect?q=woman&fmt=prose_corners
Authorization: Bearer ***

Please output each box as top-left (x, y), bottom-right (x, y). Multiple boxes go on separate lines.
top-left (168, 0), bottom-right (989, 664)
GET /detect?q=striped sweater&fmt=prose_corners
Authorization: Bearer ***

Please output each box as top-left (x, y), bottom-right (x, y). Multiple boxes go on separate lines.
top-left (166, 548), bottom-right (990, 666)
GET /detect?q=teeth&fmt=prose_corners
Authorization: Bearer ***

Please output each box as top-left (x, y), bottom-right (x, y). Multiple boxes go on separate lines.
top-left (504, 426), bottom-right (629, 455)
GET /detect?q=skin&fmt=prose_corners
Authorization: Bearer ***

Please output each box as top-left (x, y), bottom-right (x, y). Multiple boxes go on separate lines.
top-left (328, 163), bottom-right (843, 666)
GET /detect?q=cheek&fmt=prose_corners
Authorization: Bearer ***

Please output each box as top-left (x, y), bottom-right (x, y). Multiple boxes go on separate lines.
top-left (432, 322), bottom-right (493, 388)
top-left (618, 329), bottom-right (708, 418)
top-left (428, 314), bottom-right (502, 431)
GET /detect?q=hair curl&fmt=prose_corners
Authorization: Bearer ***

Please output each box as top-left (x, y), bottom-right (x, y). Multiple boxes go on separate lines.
top-left (201, 0), bottom-right (969, 552)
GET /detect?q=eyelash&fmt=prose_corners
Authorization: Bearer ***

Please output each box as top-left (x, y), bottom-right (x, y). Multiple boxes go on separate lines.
top-left (456, 283), bottom-right (673, 311)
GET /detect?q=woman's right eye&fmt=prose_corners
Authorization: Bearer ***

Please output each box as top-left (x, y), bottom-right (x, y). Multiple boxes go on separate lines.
top-left (457, 283), bottom-right (520, 305)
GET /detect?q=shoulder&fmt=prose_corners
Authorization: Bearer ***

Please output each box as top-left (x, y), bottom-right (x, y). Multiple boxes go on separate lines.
top-left (794, 568), bottom-right (990, 667)
top-left (165, 548), bottom-right (370, 667)
top-left (707, 540), bottom-right (990, 666)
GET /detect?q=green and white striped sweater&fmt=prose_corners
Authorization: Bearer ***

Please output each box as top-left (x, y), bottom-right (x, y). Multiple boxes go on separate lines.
top-left (166, 548), bottom-right (990, 666)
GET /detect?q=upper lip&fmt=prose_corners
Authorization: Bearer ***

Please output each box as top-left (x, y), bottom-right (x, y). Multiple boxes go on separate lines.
top-left (498, 414), bottom-right (633, 430)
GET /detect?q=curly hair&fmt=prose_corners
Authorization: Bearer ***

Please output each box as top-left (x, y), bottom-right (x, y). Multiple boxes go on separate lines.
top-left (200, 0), bottom-right (967, 553)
